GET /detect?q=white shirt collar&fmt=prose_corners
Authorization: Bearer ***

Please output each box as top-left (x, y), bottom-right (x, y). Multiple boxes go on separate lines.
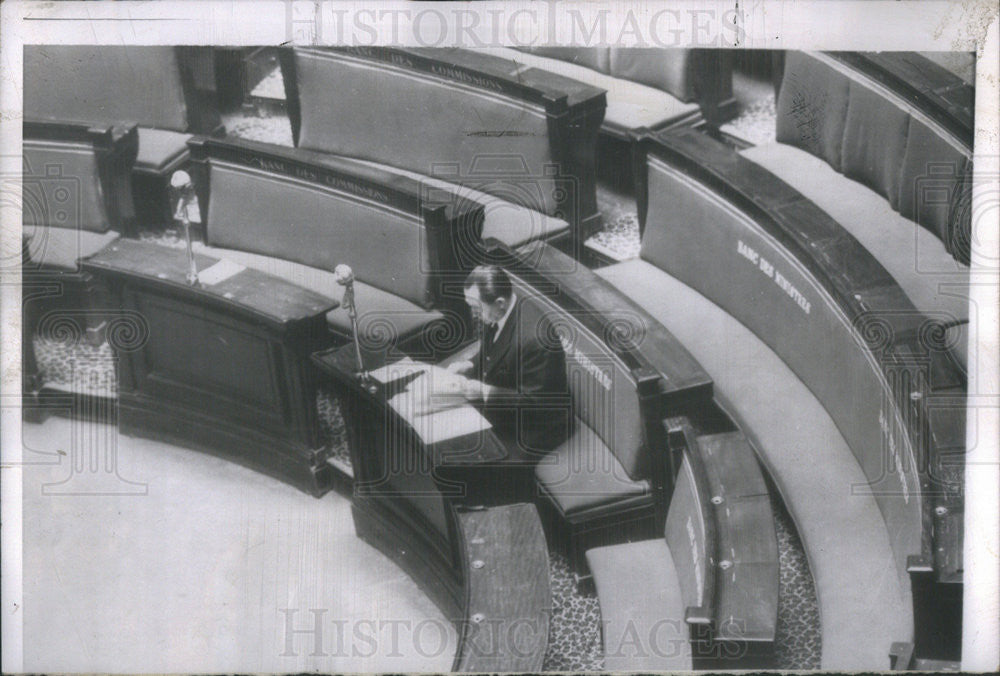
top-left (490, 291), bottom-right (517, 341)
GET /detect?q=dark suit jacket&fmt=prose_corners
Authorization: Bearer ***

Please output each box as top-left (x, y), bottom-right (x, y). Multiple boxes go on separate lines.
top-left (472, 295), bottom-right (572, 460)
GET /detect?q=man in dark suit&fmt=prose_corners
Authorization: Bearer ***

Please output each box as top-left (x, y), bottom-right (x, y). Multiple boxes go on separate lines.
top-left (440, 264), bottom-right (572, 462)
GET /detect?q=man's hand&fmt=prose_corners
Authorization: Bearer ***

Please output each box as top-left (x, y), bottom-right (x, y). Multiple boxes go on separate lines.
top-left (446, 360), bottom-right (474, 376)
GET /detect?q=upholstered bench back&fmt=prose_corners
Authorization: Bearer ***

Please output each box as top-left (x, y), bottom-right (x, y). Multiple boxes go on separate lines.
top-left (498, 241), bottom-right (710, 484)
top-left (189, 136), bottom-right (483, 311)
top-left (506, 273), bottom-right (648, 479)
top-left (23, 46), bottom-right (205, 133)
top-left (22, 121), bottom-right (138, 235)
top-left (776, 51), bottom-right (972, 262)
top-left (522, 47), bottom-right (699, 102)
top-left (634, 130), bottom-right (969, 584)
top-left (281, 47), bottom-right (605, 239)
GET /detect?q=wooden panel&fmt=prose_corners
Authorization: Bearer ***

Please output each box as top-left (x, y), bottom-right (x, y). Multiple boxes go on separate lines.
top-left (698, 433), bottom-right (778, 643)
top-left (81, 240), bottom-right (337, 496)
top-left (455, 504), bottom-right (550, 672)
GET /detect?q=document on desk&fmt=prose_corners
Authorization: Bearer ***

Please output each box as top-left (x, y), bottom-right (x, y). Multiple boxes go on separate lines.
top-left (368, 357), bottom-right (432, 384)
top-left (197, 258), bottom-right (246, 286)
top-left (388, 380), bottom-right (492, 445)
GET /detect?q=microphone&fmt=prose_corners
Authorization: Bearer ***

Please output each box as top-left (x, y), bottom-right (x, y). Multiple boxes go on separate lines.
top-left (334, 264), bottom-right (355, 314)
top-left (169, 170), bottom-right (199, 286)
top-left (169, 170), bottom-right (194, 217)
top-left (334, 264), bottom-right (368, 384)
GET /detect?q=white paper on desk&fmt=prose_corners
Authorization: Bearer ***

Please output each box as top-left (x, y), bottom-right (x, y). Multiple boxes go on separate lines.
top-left (388, 386), bottom-right (491, 444)
top-left (368, 357), bottom-right (432, 384)
top-left (197, 258), bottom-right (245, 286)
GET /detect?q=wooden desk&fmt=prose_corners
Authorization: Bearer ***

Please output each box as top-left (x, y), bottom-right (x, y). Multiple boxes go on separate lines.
top-left (312, 344), bottom-right (551, 670)
top-left (82, 239), bottom-right (339, 496)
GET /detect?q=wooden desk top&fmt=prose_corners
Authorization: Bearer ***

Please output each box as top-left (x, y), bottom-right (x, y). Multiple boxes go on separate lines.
top-left (83, 239), bottom-right (337, 325)
top-left (312, 343), bottom-right (508, 466)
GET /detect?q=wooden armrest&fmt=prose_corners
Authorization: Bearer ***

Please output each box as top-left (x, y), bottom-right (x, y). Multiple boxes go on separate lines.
top-left (453, 503), bottom-right (550, 672)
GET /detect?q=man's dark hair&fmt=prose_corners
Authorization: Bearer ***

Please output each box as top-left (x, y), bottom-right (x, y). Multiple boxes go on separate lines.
top-left (464, 264), bottom-right (513, 303)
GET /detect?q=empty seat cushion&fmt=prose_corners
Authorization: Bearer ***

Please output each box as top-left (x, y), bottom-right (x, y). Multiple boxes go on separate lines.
top-left (534, 418), bottom-right (649, 516)
top-left (596, 259), bottom-right (912, 669)
top-left (586, 539), bottom-right (692, 671)
top-left (24, 227), bottom-right (119, 271)
top-left (740, 143), bottom-right (970, 324)
top-left (480, 48), bottom-right (701, 133)
top-left (191, 244), bottom-right (443, 343)
top-left (135, 128), bottom-right (190, 173)
top-left (351, 159), bottom-right (569, 248)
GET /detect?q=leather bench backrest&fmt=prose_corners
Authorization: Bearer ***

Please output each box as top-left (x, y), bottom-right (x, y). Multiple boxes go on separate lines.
top-left (24, 46), bottom-right (189, 132)
top-left (509, 276), bottom-right (647, 480)
top-left (206, 160), bottom-right (435, 309)
top-left (23, 139), bottom-right (111, 234)
top-left (292, 48), bottom-right (559, 216)
top-left (607, 49), bottom-right (696, 102)
top-left (777, 51), bottom-right (971, 261)
top-left (520, 47), bottom-right (697, 102)
top-left (640, 155), bottom-right (924, 576)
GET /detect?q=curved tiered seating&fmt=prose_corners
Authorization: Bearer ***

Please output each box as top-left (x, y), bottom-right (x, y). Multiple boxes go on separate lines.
top-left (24, 45), bottom-right (223, 224)
top-left (744, 51), bottom-right (971, 318)
top-left (596, 259), bottom-right (913, 670)
top-left (592, 125), bottom-right (969, 667)
top-left (187, 135), bottom-right (484, 357)
top-left (279, 46), bottom-right (606, 251)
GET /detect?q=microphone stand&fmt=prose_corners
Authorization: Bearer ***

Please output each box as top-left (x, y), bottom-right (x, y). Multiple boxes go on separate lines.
top-left (170, 171), bottom-right (199, 286)
top-left (334, 265), bottom-right (375, 393)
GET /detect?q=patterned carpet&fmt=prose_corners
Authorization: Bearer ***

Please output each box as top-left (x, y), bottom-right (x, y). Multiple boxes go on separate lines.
top-left (29, 62), bottom-right (821, 672)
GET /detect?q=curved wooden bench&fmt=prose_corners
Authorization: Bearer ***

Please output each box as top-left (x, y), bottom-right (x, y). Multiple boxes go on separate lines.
top-left (586, 417), bottom-right (778, 670)
top-left (596, 258), bottom-right (912, 669)
top-left (24, 45), bottom-right (223, 225)
top-left (453, 504), bottom-right (550, 671)
top-left (187, 135), bottom-right (484, 359)
top-left (754, 51), bottom-right (972, 272)
top-left (279, 46), bottom-right (606, 250)
top-left (633, 127), bottom-right (966, 662)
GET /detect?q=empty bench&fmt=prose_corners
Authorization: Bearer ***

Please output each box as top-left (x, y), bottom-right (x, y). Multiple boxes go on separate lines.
top-left (587, 417), bottom-right (778, 670)
top-left (187, 135), bottom-right (484, 358)
top-left (630, 127), bottom-right (968, 663)
top-left (742, 51), bottom-right (971, 326)
top-left (483, 47), bottom-right (736, 186)
top-left (279, 46), bottom-right (607, 252)
top-left (25, 45), bottom-right (224, 225)
top-left (589, 127), bottom-right (975, 667)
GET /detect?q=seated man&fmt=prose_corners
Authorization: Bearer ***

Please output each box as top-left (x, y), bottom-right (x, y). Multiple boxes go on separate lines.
top-left (433, 265), bottom-right (573, 464)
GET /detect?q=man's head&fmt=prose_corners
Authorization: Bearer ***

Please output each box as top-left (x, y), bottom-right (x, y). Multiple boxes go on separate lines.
top-left (464, 265), bottom-right (513, 325)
